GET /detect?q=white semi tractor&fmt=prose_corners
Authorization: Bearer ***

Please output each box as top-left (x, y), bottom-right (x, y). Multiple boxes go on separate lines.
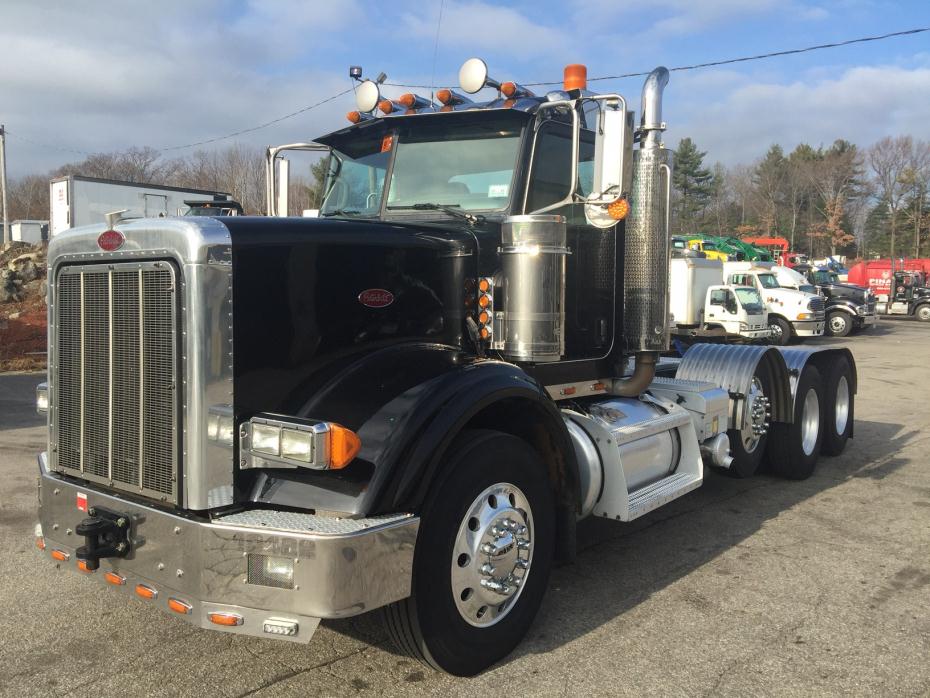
top-left (49, 175), bottom-right (234, 236)
top-left (669, 256), bottom-right (771, 342)
top-left (723, 262), bottom-right (825, 345)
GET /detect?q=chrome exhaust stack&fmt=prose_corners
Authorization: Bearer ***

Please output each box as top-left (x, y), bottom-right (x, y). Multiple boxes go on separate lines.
top-left (614, 67), bottom-right (672, 396)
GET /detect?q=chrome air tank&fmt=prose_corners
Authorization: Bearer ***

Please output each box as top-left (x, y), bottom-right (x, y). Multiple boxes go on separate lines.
top-left (494, 214), bottom-right (569, 362)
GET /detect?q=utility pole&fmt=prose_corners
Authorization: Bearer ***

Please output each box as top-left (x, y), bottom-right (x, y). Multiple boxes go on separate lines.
top-left (0, 124), bottom-right (9, 246)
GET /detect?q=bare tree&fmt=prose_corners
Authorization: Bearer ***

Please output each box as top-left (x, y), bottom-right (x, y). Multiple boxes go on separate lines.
top-left (868, 136), bottom-right (913, 264)
top-left (902, 140), bottom-right (930, 257)
top-left (806, 141), bottom-right (864, 256)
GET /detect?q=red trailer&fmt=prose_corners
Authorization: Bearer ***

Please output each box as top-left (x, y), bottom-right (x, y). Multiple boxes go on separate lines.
top-left (847, 259), bottom-right (930, 296)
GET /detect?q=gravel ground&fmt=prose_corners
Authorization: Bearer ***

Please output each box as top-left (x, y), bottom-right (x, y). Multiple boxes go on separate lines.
top-left (0, 319), bottom-right (928, 697)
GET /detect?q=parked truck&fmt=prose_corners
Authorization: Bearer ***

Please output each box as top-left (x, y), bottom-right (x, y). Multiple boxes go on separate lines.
top-left (875, 269), bottom-right (930, 321)
top-left (49, 175), bottom-right (235, 236)
top-left (723, 262), bottom-right (825, 345)
top-left (669, 256), bottom-right (770, 342)
top-left (778, 266), bottom-right (877, 336)
top-left (34, 60), bottom-right (858, 676)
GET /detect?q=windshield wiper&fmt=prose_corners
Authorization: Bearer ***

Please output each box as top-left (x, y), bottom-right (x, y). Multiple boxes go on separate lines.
top-left (388, 203), bottom-right (486, 226)
top-left (320, 209), bottom-right (362, 218)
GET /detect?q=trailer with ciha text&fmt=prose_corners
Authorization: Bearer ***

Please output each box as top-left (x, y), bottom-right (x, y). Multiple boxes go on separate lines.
top-left (34, 59), bottom-right (858, 676)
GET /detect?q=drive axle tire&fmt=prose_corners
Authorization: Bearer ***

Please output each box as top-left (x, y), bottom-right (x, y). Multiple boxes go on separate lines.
top-left (722, 371), bottom-right (772, 478)
top-left (768, 316), bottom-right (792, 346)
top-left (768, 366), bottom-right (824, 480)
top-left (381, 430), bottom-right (554, 676)
top-left (827, 311), bottom-right (852, 337)
top-left (821, 356), bottom-right (854, 456)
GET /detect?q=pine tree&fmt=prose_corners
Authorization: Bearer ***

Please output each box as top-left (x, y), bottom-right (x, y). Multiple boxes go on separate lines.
top-left (672, 138), bottom-right (713, 236)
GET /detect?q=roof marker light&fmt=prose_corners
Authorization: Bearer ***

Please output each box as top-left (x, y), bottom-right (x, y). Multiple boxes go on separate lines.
top-left (398, 93), bottom-right (434, 109)
top-left (346, 111), bottom-right (374, 124)
top-left (436, 88), bottom-right (472, 106)
top-left (500, 82), bottom-right (534, 99)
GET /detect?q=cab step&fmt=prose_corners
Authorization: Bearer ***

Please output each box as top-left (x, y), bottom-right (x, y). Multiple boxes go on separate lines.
top-left (627, 471), bottom-right (702, 520)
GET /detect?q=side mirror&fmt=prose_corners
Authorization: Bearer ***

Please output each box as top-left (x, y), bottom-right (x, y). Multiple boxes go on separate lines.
top-left (585, 98), bottom-right (633, 229)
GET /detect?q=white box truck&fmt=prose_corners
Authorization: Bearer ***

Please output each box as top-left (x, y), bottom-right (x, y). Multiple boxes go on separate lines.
top-left (11, 220), bottom-right (48, 243)
top-left (49, 176), bottom-right (234, 236)
top-left (669, 256), bottom-right (771, 343)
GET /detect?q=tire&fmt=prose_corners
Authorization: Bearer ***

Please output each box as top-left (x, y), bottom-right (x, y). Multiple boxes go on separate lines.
top-left (767, 366), bottom-right (824, 479)
top-left (723, 370), bottom-right (772, 478)
top-left (916, 304), bottom-right (930, 322)
top-left (821, 356), bottom-right (854, 456)
top-left (768, 316), bottom-right (792, 346)
top-left (381, 430), bottom-right (555, 676)
top-left (826, 310), bottom-right (852, 337)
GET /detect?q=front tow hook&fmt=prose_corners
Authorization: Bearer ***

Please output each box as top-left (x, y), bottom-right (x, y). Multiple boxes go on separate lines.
top-left (75, 508), bottom-right (131, 571)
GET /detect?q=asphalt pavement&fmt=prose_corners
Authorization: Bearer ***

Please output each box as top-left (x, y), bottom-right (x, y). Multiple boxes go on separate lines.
top-left (1, 320), bottom-right (928, 697)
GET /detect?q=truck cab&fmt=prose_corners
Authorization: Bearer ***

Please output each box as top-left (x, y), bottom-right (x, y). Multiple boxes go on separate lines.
top-left (792, 267), bottom-right (877, 336)
top-left (702, 285), bottom-right (769, 339)
top-left (878, 270), bottom-right (930, 321)
top-left (684, 237), bottom-right (729, 261)
top-left (725, 264), bottom-right (825, 345)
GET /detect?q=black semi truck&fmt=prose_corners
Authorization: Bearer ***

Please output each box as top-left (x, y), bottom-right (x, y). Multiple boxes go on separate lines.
top-left (35, 59), bottom-right (858, 675)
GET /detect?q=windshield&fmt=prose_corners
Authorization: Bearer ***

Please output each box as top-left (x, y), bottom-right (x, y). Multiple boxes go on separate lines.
top-left (702, 242), bottom-right (718, 251)
top-left (811, 270), bottom-right (838, 284)
top-left (387, 120), bottom-right (522, 212)
top-left (758, 273), bottom-right (780, 289)
top-left (320, 134), bottom-right (390, 216)
top-left (799, 284), bottom-right (817, 294)
top-left (734, 287), bottom-right (764, 312)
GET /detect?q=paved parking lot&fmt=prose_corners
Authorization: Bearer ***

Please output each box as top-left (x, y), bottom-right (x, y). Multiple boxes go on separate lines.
top-left (1, 320), bottom-right (928, 697)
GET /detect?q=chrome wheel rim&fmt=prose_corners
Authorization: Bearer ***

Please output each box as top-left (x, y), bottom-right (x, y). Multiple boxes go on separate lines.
top-left (769, 323), bottom-right (783, 340)
top-left (829, 315), bottom-right (847, 333)
top-left (801, 387), bottom-right (821, 456)
top-left (740, 377), bottom-right (771, 453)
top-left (918, 306), bottom-right (930, 321)
top-left (834, 375), bottom-right (849, 435)
top-left (451, 482), bottom-right (533, 627)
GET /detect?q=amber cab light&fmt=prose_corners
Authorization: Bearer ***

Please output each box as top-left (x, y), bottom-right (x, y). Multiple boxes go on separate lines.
top-left (135, 584), bottom-right (157, 600)
top-left (168, 598), bottom-right (193, 615)
top-left (208, 612), bottom-right (244, 627)
top-left (77, 559), bottom-right (95, 573)
top-left (51, 549), bottom-right (69, 562)
top-left (346, 111), bottom-right (362, 123)
top-left (105, 571), bottom-right (126, 586)
top-left (377, 99), bottom-right (395, 114)
top-left (608, 197), bottom-right (630, 221)
top-left (563, 64), bottom-right (587, 91)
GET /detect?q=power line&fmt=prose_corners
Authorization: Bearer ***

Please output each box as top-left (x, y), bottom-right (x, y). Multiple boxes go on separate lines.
top-left (386, 26), bottom-right (930, 88)
top-left (4, 26), bottom-right (928, 157)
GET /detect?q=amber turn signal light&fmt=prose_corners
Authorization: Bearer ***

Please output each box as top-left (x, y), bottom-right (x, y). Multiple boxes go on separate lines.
top-left (208, 612), bottom-right (244, 627)
top-left (608, 197), bottom-right (630, 221)
top-left (51, 549), bottom-right (69, 562)
top-left (327, 424), bottom-right (362, 469)
top-left (77, 559), bottom-right (95, 573)
top-left (135, 584), bottom-right (157, 600)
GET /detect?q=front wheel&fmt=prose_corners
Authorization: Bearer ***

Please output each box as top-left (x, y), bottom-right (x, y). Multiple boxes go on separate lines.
top-left (827, 310), bottom-right (852, 337)
top-left (768, 316), bottom-right (792, 346)
top-left (916, 304), bottom-right (930, 322)
top-left (381, 430), bottom-right (554, 676)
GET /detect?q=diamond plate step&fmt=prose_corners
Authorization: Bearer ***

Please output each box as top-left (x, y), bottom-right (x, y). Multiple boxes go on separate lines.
top-left (627, 472), bottom-right (702, 520)
top-left (212, 510), bottom-right (415, 536)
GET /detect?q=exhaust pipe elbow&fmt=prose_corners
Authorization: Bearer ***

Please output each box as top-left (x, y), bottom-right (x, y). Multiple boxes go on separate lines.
top-left (640, 67), bottom-right (669, 150)
top-left (609, 352), bottom-right (657, 397)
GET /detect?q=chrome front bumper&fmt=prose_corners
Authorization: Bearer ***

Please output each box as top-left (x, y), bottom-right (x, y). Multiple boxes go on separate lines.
top-left (793, 319), bottom-right (825, 337)
top-left (36, 453), bottom-right (419, 643)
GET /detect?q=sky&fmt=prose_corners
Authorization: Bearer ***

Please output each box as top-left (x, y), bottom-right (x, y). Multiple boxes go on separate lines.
top-left (1, 0), bottom-right (929, 178)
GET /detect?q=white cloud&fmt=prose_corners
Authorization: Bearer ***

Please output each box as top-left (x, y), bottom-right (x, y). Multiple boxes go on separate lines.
top-left (672, 64), bottom-right (930, 165)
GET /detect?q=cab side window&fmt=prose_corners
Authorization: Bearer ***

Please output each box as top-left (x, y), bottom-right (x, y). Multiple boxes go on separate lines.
top-left (709, 289), bottom-right (728, 305)
top-left (525, 120), bottom-right (595, 213)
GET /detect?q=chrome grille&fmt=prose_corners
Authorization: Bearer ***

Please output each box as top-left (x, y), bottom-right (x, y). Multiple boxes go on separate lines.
top-left (54, 262), bottom-right (179, 504)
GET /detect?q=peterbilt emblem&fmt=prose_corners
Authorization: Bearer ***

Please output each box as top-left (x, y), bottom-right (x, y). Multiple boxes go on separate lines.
top-left (97, 230), bottom-right (125, 251)
top-left (358, 289), bottom-right (394, 308)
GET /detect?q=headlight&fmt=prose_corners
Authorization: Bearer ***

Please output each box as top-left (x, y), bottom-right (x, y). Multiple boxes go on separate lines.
top-left (251, 423), bottom-right (282, 455)
top-left (247, 554), bottom-right (295, 590)
top-left (281, 429), bottom-right (313, 463)
top-left (739, 322), bottom-right (749, 330)
top-left (36, 382), bottom-right (49, 414)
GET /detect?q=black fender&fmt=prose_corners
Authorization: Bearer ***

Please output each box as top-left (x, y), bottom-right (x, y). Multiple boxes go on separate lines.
top-left (246, 342), bottom-right (578, 516)
top-left (825, 299), bottom-right (859, 315)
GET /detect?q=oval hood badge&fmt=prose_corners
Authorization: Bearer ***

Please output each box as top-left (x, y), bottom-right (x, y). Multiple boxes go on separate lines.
top-left (358, 288), bottom-right (394, 308)
top-left (97, 229), bottom-right (125, 252)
